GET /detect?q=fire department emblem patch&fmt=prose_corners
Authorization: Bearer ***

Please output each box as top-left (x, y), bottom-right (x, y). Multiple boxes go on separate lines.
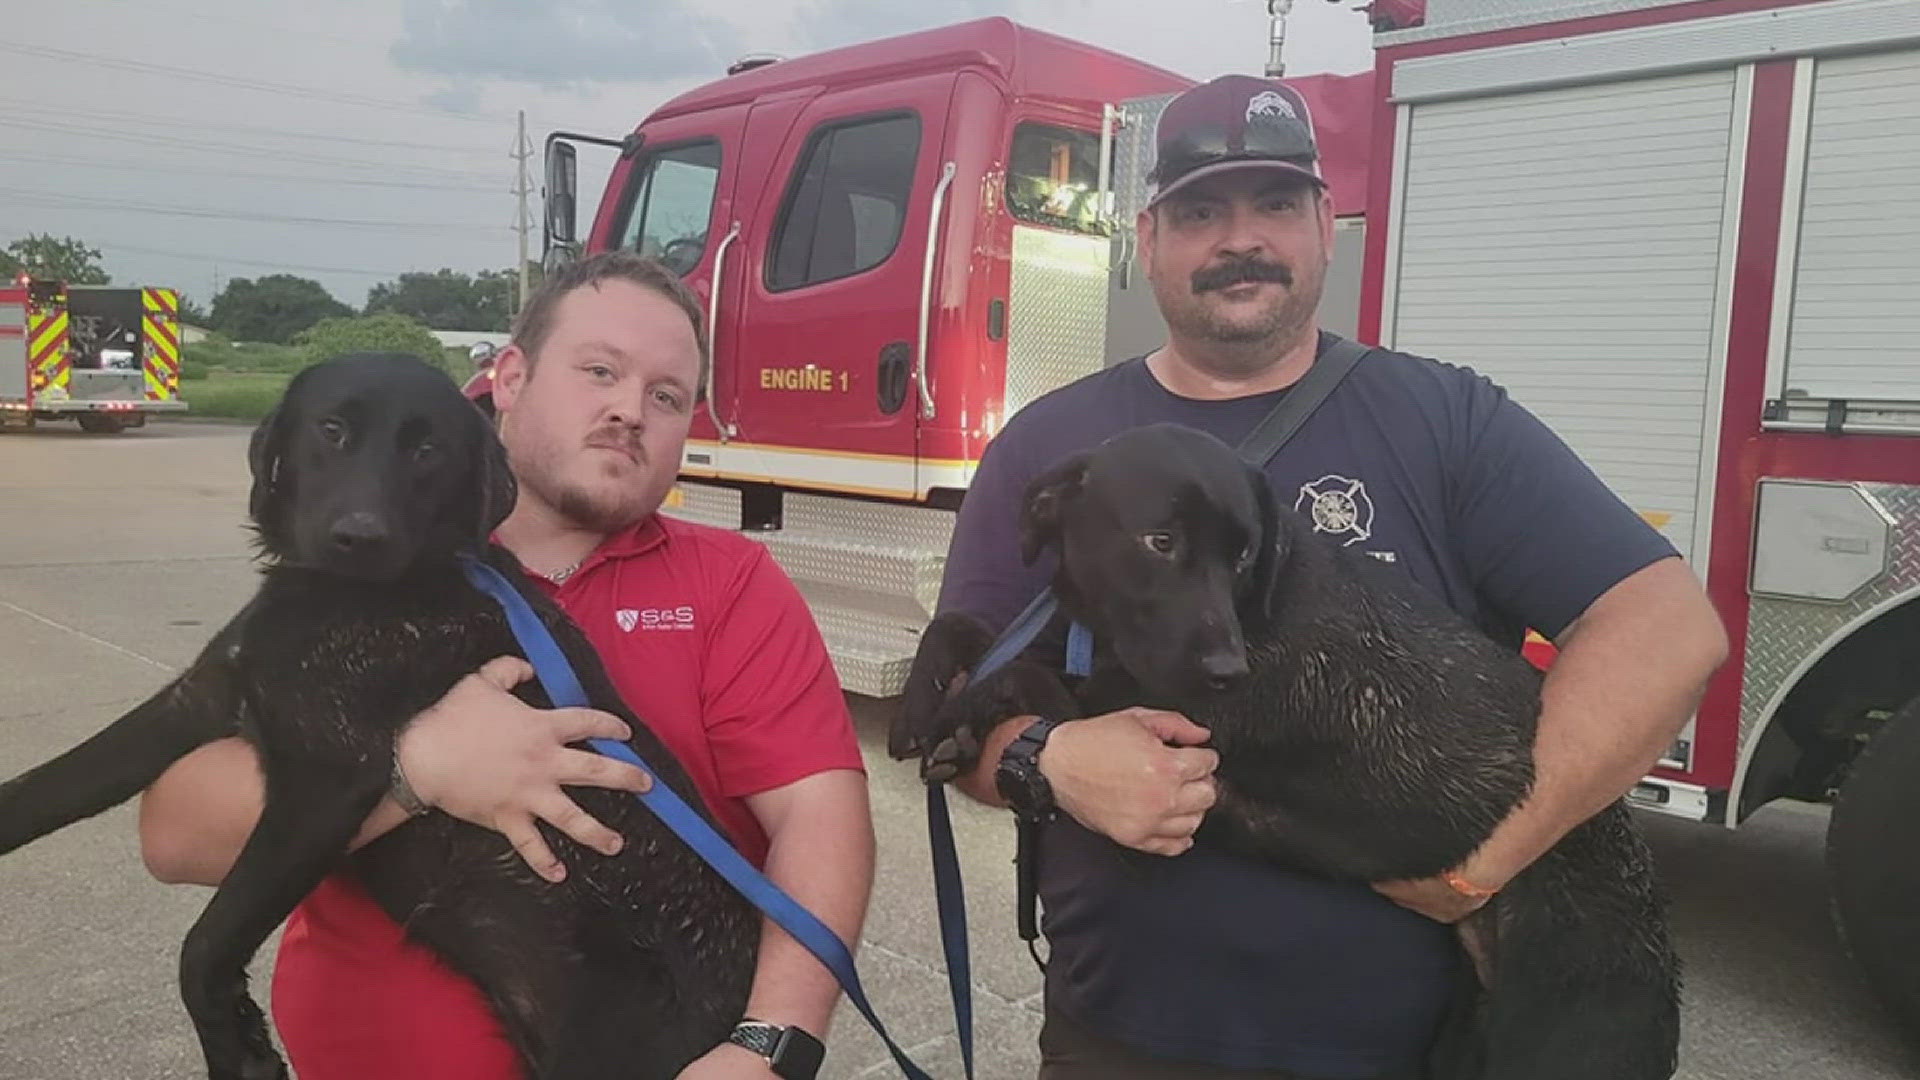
top-left (1295, 475), bottom-right (1374, 546)
top-left (1247, 90), bottom-right (1298, 124)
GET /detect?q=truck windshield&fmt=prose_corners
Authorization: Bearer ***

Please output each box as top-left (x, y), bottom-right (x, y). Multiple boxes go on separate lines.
top-left (1007, 122), bottom-right (1104, 235)
top-left (617, 140), bottom-right (723, 276)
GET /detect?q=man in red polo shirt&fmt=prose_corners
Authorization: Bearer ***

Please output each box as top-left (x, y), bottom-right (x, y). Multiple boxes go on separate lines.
top-left (137, 250), bottom-right (875, 1079)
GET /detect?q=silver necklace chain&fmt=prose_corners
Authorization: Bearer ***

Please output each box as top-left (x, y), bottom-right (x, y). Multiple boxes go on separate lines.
top-left (545, 559), bottom-right (585, 585)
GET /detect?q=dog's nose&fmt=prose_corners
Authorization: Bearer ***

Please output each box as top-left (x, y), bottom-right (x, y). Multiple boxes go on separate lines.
top-left (328, 513), bottom-right (390, 554)
top-left (1200, 651), bottom-right (1249, 690)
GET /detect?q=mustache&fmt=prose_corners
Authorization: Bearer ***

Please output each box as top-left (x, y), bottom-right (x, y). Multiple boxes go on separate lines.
top-left (1192, 258), bottom-right (1294, 294)
top-left (585, 428), bottom-right (645, 461)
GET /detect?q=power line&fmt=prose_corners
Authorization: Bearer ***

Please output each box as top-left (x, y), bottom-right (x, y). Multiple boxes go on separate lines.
top-left (0, 186), bottom-right (509, 234)
top-left (0, 96), bottom-right (503, 157)
top-left (0, 117), bottom-right (498, 181)
top-left (0, 153), bottom-right (502, 194)
top-left (95, 239), bottom-right (489, 280)
top-left (0, 41), bottom-right (514, 124)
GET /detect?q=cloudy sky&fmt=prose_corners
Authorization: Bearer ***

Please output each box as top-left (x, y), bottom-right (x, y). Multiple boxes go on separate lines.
top-left (4, 0), bottom-right (1375, 317)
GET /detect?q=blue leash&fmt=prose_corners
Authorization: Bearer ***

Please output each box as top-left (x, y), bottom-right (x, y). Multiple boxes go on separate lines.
top-left (924, 589), bottom-right (1093, 1080)
top-left (458, 554), bottom-right (935, 1080)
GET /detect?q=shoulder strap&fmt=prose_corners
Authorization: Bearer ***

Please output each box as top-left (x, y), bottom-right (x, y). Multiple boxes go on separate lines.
top-left (1233, 334), bottom-right (1374, 468)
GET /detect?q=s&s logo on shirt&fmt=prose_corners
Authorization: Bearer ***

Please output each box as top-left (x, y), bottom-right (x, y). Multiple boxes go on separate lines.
top-left (1295, 475), bottom-right (1374, 546)
top-left (615, 606), bottom-right (696, 632)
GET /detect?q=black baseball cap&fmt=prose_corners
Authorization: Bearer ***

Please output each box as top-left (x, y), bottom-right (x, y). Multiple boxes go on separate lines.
top-left (1146, 74), bottom-right (1327, 208)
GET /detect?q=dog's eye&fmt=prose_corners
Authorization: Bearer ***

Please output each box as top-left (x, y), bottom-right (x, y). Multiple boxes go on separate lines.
top-left (317, 418), bottom-right (346, 446)
top-left (413, 440), bottom-right (437, 462)
top-left (1142, 531), bottom-right (1176, 556)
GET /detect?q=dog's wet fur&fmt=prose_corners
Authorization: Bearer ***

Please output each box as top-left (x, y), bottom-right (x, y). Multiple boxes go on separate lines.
top-left (891, 422), bottom-right (1681, 1080)
top-left (0, 353), bottom-right (756, 1080)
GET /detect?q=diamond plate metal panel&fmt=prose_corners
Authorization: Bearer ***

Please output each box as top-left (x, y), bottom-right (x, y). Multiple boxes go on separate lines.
top-left (659, 482), bottom-right (741, 531)
top-left (782, 492), bottom-right (955, 552)
top-left (1004, 225), bottom-right (1113, 421)
top-left (809, 605), bottom-right (926, 698)
top-left (1381, 0), bottom-right (1695, 44)
top-left (1112, 93), bottom-right (1179, 227)
top-left (761, 531), bottom-right (946, 620)
top-left (1741, 482), bottom-right (1920, 752)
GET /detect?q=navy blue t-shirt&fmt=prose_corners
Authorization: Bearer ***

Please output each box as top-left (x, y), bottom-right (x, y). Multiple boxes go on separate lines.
top-left (936, 333), bottom-right (1677, 1077)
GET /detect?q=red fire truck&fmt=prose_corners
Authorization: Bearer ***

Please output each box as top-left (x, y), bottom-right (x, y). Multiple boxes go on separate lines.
top-left (0, 275), bottom-right (188, 432)
top-left (529, 2), bottom-right (1918, 1038)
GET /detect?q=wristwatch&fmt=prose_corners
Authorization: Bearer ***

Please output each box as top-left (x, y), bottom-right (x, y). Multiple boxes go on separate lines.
top-left (727, 1019), bottom-right (825, 1079)
top-left (994, 717), bottom-right (1063, 822)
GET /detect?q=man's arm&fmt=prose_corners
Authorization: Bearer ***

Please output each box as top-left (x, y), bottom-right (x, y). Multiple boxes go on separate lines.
top-left (139, 656), bottom-right (651, 886)
top-left (674, 770), bottom-right (875, 1079)
top-left (1375, 555), bottom-right (1727, 921)
top-left (743, 770), bottom-right (875, 1032)
top-left (1377, 372), bottom-right (1730, 921)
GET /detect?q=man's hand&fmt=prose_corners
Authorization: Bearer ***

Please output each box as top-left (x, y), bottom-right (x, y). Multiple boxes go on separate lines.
top-left (674, 1040), bottom-right (777, 1078)
top-left (1040, 708), bottom-right (1219, 856)
top-left (396, 655), bottom-right (654, 882)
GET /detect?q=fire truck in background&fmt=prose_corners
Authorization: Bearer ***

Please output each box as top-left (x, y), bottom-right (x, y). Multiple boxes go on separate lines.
top-left (0, 275), bottom-right (188, 432)
top-left (523, 0), bottom-right (1920, 1039)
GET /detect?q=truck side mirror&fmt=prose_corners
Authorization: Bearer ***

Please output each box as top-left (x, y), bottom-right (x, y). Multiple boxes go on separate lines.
top-left (544, 139), bottom-right (579, 249)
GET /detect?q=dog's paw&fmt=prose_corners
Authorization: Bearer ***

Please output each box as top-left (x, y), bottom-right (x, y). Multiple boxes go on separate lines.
top-left (890, 613), bottom-right (997, 762)
top-left (922, 723), bottom-right (985, 783)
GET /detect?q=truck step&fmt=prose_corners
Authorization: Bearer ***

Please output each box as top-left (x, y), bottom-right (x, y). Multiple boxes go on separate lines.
top-left (661, 482), bottom-right (957, 698)
top-left (808, 605), bottom-right (928, 700)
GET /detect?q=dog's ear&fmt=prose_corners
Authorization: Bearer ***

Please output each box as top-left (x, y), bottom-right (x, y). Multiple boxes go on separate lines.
top-left (246, 404), bottom-right (288, 528)
top-left (1020, 453), bottom-right (1090, 566)
top-left (470, 412), bottom-right (519, 545)
top-left (1243, 461), bottom-right (1282, 625)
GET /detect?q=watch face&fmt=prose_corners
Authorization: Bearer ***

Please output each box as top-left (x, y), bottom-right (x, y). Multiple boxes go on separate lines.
top-left (771, 1026), bottom-right (826, 1079)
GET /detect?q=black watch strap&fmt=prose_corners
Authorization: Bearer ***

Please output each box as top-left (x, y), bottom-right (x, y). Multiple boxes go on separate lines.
top-left (996, 717), bottom-right (1063, 821)
top-left (728, 1020), bottom-right (824, 1079)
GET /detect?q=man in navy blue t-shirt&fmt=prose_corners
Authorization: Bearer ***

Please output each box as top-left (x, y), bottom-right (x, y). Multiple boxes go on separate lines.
top-left (934, 74), bottom-right (1728, 1079)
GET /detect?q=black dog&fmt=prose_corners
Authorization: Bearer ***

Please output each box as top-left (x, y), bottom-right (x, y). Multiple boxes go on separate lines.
top-left (0, 353), bottom-right (757, 1080)
top-left (890, 422), bottom-right (1681, 1080)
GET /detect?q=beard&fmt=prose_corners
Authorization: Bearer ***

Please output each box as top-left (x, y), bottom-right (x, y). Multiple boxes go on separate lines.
top-left (1152, 251), bottom-right (1327, 375)
top-left (509, 424), bottom-right (659, 533)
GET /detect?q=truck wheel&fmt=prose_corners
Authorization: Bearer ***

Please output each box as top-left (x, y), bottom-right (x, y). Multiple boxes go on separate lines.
top-left (1827, 693), bottom-right (1920, 1046)
top-left (77, 413), bottom-right (127, 434)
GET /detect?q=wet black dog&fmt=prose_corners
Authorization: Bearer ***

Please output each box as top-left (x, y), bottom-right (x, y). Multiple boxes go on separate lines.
top-left (0, 354), bottom-right (757, 1080)
top-left (891, 422), bottom-right (1681, 1080)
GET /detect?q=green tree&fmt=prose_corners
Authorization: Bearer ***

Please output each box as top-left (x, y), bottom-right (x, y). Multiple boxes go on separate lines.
top-left (211, 274), bottom-right (353, 344)
top-left (364, 267), bottom-right (513, 332)
top-left (295, 312), bottom-right (451, 373)
top-left (0, 233), bottom-right (110, 284)
top-left (178, 293), bottom-right (211, 327)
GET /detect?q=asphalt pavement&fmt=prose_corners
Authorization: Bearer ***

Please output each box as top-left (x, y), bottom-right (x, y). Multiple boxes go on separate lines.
top-left (0, 421), bottom-right (1913, 1079)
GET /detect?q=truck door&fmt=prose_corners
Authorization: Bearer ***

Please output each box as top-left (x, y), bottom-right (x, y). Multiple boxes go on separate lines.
top-left (707, 73), bottom-right (960, 500)
top-left (594, 103), bottom-right (748, 454)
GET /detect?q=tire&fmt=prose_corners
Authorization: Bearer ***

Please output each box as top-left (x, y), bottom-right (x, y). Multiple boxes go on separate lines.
top-left (1827, 693), bottom-right (1920, 1047)
top-left (77, 413), bottom-right (127, 434)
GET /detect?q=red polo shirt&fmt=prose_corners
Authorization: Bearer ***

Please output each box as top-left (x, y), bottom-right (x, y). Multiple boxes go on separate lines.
top-left (269, 514), bottom-right (865, 1079)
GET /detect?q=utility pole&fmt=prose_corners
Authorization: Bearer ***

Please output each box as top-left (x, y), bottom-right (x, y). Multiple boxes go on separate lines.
top-left (510, 109), bottom-right (534, 317)
top-left (1267, 0), bottom-right (1293, 77)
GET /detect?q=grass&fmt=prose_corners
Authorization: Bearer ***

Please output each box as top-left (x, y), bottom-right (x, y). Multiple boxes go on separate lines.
top-left (179, 371), bottom-right (289, 421)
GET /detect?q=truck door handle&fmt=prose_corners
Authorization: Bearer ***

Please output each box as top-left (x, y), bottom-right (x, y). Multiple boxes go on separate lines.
top-left (917, 161), bottom-right (957, 420)
top-left (877, 342), bottom-right (910, 414)
top-left (704, 220), bottom-right (742, 440)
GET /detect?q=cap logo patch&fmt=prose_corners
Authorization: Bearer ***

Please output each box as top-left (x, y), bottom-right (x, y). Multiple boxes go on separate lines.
top-left (1247, 90), bottom-right (1297, 123)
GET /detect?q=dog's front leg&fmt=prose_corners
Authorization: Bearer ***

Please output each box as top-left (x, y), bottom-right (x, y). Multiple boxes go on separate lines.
top-left (179, 757), bottom-right (389, 1080)
top-left (0, 647), bottom-right (242, 857)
